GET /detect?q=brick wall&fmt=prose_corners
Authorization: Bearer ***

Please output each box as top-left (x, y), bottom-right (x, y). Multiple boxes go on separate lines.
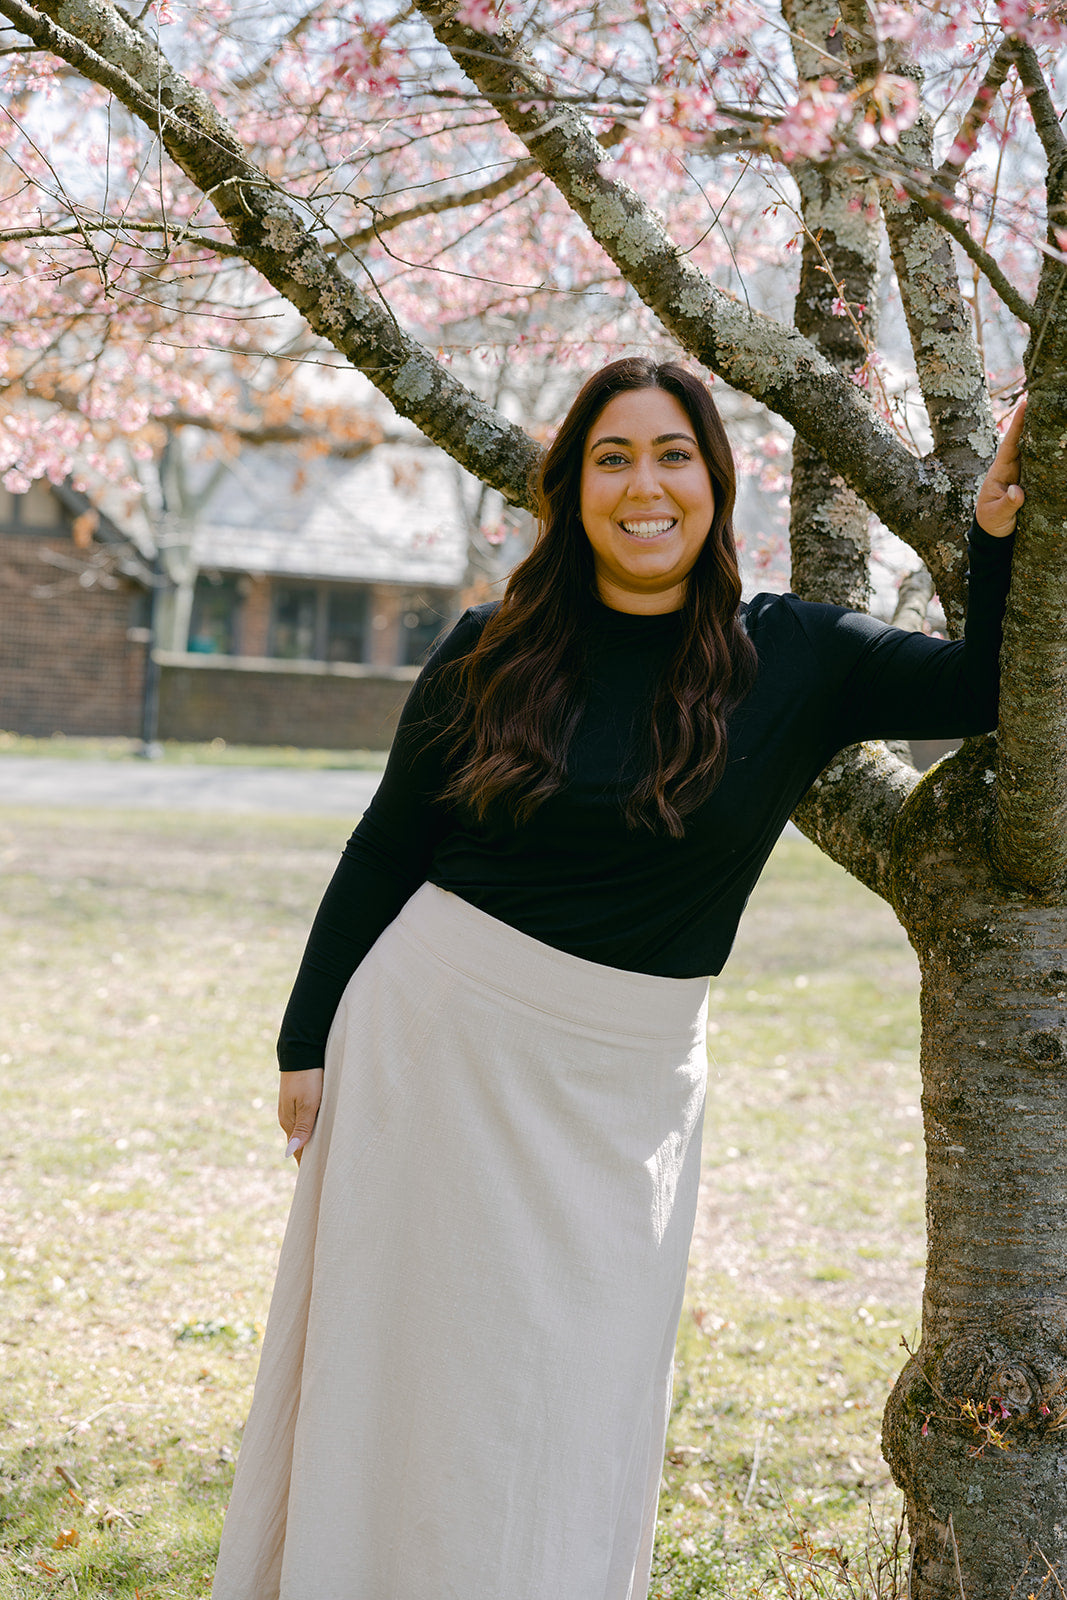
top-left (156, 653), bottom-right (418, 749)
top-left (0, 535), bottom-right (148, 737)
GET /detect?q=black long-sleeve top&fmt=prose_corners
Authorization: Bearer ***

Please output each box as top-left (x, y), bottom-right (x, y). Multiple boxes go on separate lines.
top-left (278, 525), bottom-right (1014, 1071)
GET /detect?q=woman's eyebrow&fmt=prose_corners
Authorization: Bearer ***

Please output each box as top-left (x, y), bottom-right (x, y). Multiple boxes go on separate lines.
top-left (588, 432), bottom-right (697, 449)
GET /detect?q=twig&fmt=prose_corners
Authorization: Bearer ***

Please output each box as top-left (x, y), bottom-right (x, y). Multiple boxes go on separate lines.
top-left (742, 1422), bottom-right (766, 1509)
top-left (946, 1513), bottom-right (967, 1599)
top-left (335, 157), bottom-right (540, 255)
top-left (59, 1399), bottom-right (149, 1437)
top-left (1035, 1546), bottom-right (1067, 1599)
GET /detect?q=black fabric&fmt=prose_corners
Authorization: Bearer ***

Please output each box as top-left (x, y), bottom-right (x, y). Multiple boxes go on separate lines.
top-left (278, 524), bottom-right (1013, 1071)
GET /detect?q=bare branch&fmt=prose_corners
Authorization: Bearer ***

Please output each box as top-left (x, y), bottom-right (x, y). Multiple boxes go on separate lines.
top-left (230, 1), bottom-right (331, 95)
top-left (0, 216), bottom-right (249, 257)
top-left (333, 120), bottom-right (631, 257)
top-left (163, 411), bottom-right (417, 456)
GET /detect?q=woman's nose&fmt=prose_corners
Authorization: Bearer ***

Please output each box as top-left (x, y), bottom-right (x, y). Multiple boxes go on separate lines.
top-left (628, 458), bottom-right (660, 499)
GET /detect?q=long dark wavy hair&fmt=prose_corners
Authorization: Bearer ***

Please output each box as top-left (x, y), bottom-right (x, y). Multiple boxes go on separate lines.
top-left (438, 357), bottom-right (757, 837)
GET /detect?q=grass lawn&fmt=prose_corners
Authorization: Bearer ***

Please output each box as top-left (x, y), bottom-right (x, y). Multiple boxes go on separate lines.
top-left (0, 806), bottom-right (921, 1598)
top-left (0, 733), bottom-right (387, 770)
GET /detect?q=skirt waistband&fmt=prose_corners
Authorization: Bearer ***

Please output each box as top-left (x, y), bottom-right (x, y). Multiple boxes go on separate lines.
top-left (393, 884), bottom-right (708, 1041)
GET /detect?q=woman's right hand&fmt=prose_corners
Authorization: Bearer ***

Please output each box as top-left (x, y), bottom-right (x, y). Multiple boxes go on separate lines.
top-left (278, 1068), bottom-right (324, 1164)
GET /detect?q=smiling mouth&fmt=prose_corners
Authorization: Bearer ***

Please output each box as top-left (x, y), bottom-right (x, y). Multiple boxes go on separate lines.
top-left (619, 518), bottom-right (677, 539)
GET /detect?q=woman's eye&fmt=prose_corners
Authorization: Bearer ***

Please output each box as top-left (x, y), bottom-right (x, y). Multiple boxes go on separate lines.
top-left (662, 449), bottom-right (692, 462)
top-left (596, 452), bottom-right (628, 466)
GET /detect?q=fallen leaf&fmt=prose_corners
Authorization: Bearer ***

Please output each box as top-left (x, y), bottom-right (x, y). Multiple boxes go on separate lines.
top-left (53, 1528), bottom-right (80, 1549)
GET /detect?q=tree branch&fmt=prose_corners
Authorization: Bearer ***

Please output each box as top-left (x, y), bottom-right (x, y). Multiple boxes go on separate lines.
top-left (331, 155), bottom-right (541, 255)
top-left (893, 173), bottom-right (1038, 330)
top-left (792, 743), bottom-right (919, 901)
top-left (333, 120), bottom-right (631, 258)
top-left (936, 37), bottom-right (1016, 188)
top-left (1009, 38), bottom-right (1067, 163)
top-left (782, 0), bottom-right (878, 612)
top-left (891, 564), bottom-right (934, 632)
top-left (838, 0), bottom-right (996, 537)
top-left (229, 0), bottom-right (331, 95)
top-left (0, 216), bottom-right (249, 257)
top-left (410, 0), bottom-right (978, 578)
top-left (0, 0), bottom-right (542, 510)
top-left (776, 0), bottom-right (917, 896)
top-left (993, 59), bottom-right (1067, 891)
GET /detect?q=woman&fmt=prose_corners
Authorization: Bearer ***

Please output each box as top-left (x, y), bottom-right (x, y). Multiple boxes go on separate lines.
top-left (211, 358), bottom-right (1022, 1600)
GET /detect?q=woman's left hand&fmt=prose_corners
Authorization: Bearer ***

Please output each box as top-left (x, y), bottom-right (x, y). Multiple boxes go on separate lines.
top-left (279, 1068), bottom-right (324, 1165)
top-left (975, 397), bottom-right (1026, 539)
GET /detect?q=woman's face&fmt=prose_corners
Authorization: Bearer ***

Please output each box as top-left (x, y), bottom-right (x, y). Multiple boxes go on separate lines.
top-left (579, 387), bottom-right (715, 614)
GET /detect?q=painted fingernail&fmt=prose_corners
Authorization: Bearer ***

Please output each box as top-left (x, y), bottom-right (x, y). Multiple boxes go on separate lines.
top-left (285, 1136), bottom-right (302, 1159)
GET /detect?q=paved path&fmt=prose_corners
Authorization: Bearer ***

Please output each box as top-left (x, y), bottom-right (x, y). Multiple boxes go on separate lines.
top-left (0, 756), bottom-right (382, 816)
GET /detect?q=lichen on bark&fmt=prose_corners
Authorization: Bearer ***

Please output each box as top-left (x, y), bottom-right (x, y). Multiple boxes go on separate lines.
top-left (884, 738), bottom-right (1067, 1597)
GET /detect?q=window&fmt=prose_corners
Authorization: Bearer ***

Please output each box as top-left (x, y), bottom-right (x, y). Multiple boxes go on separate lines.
top-left (189, 574), bottom-right (241, 654)
top-left (269, 582), bottom-right (371, 663)
top-left (20, 483), bottom-right (62, 528)
top-left (326, 589), bottom-right (368, 663)
top-left (270, 585), bottom-right (319, 659)
top-left (400, 593), bottom-right (450, 665)
top-left (0, 482), bottom-right (64, 534)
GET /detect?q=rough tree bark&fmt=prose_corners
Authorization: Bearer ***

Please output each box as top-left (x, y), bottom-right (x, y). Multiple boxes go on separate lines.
top-left (782, 0), bottom-right (923, 875)
top-left (873, 63), bottom-right (1067, 1598)
top-left (783, 0), bottom-right (878, 613)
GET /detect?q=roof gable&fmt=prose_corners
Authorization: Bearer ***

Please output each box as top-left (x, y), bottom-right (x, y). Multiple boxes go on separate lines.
top-left (192, 444), bottom-right (468, 587)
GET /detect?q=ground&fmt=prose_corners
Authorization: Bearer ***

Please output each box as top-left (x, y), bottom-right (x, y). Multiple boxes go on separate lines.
top-left (0, 796), bottom-right (921, 1598)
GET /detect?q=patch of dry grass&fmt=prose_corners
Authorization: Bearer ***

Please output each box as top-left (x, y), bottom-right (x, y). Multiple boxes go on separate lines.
top-left (0, 808), bottom-right (340, 1598)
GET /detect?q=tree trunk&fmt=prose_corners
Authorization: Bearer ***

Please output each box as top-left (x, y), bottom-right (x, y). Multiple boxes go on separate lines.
top-left (882, 736), bottom-right (1067, 1596)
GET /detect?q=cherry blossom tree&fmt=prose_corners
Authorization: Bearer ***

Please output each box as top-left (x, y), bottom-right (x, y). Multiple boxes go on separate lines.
top-left (2, 1), bottom-right (1066, 1593)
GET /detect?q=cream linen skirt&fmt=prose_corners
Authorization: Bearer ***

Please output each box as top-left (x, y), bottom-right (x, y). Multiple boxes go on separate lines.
top-left (212, 884), bottom-right (709, 1600)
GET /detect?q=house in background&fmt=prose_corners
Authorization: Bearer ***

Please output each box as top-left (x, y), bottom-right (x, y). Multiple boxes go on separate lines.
top-left (0, 475), bottom-right (154, 740)
top-left (1, 438), bottom-right (478, 750)
top-left (171, 442), bottom-right (467, 669)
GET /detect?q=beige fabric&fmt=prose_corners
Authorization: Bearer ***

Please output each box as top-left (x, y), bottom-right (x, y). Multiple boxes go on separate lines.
top-left (212, 884), bottom-right (709, 1600)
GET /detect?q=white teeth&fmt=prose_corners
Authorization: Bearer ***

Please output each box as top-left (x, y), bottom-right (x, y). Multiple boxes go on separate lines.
top-left (620, 518), bottom-right (675, 538)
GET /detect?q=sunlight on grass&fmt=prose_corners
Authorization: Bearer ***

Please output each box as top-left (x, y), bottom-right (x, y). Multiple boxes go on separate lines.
top-left (0, 807), bottom-right (921, 1598)
top-left (0, 732), bottom-right (387, 770)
